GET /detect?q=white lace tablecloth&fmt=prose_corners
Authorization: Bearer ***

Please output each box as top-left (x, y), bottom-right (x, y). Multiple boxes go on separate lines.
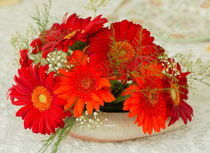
top-left (0, 0), bottom-right (210, 153)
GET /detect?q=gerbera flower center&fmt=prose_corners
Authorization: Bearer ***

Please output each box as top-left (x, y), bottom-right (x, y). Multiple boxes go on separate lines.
top-left (81, 77), bottom-right (94, 90)
top-left (77, 71), bottom-right (96, 92)
top-left (148, 90), bottom-right (159, 106)
top-left (109, 41), bottom-right (136, 63)
top-left (32, 86), bottom-right (52, 111)
top-left (76, 75), bottom-right (96, 101)
top-left (39, 94), bottom-right (47, 103)
top-left (170, 83), bottom-right (180, 106)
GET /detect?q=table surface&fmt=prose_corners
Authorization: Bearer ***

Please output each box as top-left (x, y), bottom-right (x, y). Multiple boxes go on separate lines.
top-left (0, 0), bottom-right (210, 153)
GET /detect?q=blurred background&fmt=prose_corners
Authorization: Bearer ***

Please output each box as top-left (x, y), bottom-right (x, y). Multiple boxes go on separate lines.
top-left (0, 0), bottom-right (209, 153)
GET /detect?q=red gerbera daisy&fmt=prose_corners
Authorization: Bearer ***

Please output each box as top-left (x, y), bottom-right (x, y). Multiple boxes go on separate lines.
top-left (30, 38), bottom-right (42, 54)
top-left (19, 49), bottom-right (33, 68)
top-left (30, 24), bottom-right (64, 58)
top-left (163, 59), bottom-right (193, 126)
top-left (31, 13), bottom-right (108, 58)
top-left (7, 65), bottom-right (68, 135)
top-left (88, 20), bottom-right (164, 82)
top-left (54, 51), bottom-right (115, 117)
top-left (122, 63), bottom-right (166, 135)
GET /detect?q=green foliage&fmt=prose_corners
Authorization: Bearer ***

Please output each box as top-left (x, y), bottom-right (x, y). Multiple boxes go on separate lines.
top-left (111, 80), bottom-right (129, 97)
top-left (109, 80), bottom-right (130, 105)
top-left (32, 0), bottom-right (52, 32)
top-left (112, 95), bottom-right (130, 103)
top-left (38, 117), bottom-right (76, 153)
top-left (69, 41), bottom-right (88, 52)
top-left (84, 0), bottom-right (108, 14)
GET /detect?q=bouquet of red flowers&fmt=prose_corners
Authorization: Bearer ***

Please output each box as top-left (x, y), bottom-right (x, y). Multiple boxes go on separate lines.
top-left (7, 1), bottom-right (196, 152)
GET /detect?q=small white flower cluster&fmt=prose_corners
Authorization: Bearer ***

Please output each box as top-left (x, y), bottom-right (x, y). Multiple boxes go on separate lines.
top-left (11, 24), bottom-right (39, 67)
top-left (173, 51), bottom-right (210, 95)
top-left (25, 24), bottom-right (38, 43)
top-left (75, 111), bottom-right (108, 131)
top-left (160, 55), bottom-right (180, 77)
top-left (11, 24), bottom-right (38, 51)
top-left (46, 50), bottom-right (70, 72)
top-left (165, 61), bottom-right (180, 77)
top-left (11, 32), bottom-right (26, 51)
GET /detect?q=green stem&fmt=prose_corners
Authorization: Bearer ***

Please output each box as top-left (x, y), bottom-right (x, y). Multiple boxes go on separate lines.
top-left (38, 117), bottom-right (76, 153)
top-left (192, 78), bottom-right (210, 87)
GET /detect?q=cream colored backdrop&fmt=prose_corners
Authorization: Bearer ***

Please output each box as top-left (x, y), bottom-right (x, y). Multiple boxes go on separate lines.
top-left (0, 0), bottom-right (209, 153)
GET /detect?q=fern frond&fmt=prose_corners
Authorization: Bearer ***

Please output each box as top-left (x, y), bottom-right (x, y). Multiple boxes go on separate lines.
top-left (84, 0), bottom-right (108, 15)
top-left (32, 0), bottom-right (52, 32)
top-left (38, 117), bottom-right (76, 153)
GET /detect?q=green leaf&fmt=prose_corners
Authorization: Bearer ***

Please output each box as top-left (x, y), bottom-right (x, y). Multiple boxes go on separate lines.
top-left (38, 117), bottom-right (76, 153)
top-left (69, 41), bottom-right (88, 51)
top-left (112, 95), bottom-right (130, 103)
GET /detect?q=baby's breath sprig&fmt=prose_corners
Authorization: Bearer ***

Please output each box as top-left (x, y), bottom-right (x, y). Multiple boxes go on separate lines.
top-left (11, 24), bottom-right (38, 67)
top-left (160, 54), bottom-right (181, 77)
top-left (29, 50), bottom-right (72, 73)
top-left (45, 50), bottom-right (71, 72)
top-left (75, 111), bottom-right (108, 131)
top-left (173, 51), bottom-right (210, 95)
top-left (174, 52), bottom-right (210, 85)
top-left (11, 32), bottom-right (27, 51)
top-left (11, 24), bottom-right (38, 51)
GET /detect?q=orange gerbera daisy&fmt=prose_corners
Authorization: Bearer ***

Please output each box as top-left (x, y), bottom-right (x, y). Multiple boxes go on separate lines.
top-left (54, 51), bottom-right (115, 117)
top-left (122, 64), bottom-right (166, 134)
top-left (88, 20), bottom-right (164, 82)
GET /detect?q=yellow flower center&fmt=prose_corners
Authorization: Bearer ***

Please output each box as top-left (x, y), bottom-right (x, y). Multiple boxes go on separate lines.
top-left (109, 41), bottom-right (136, 63)
top-left (39, 94), bottom-right (47, 103)
top-left (170, 83), bottom-right (180, 106)
top-left (32, 86), bottom-right (52, 111)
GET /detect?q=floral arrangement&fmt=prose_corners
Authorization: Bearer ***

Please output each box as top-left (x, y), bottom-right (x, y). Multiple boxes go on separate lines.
top-left (7, 0), bottom-right (210, 152)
